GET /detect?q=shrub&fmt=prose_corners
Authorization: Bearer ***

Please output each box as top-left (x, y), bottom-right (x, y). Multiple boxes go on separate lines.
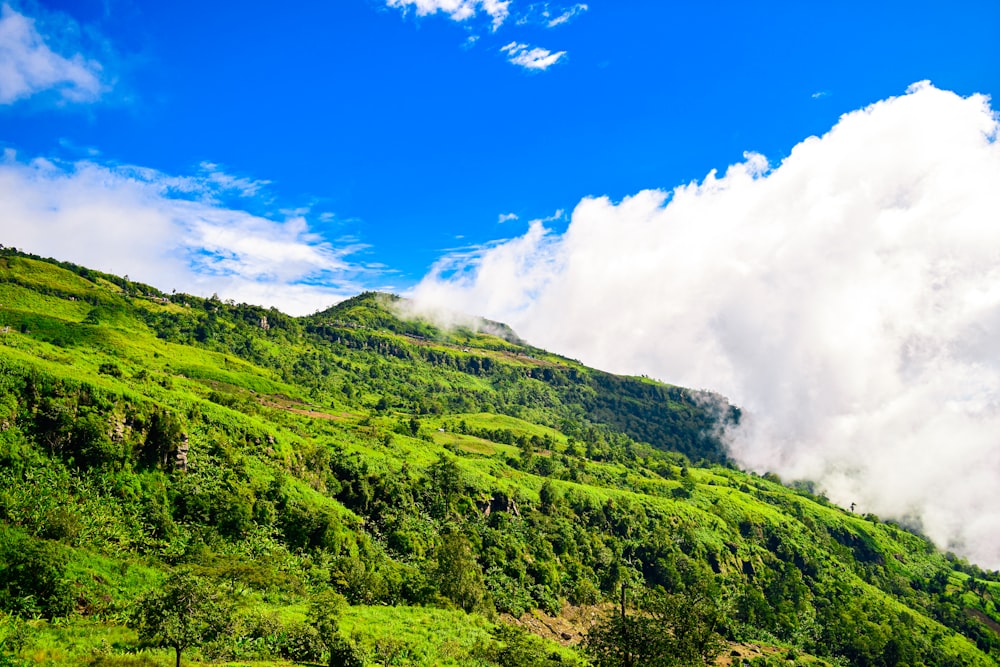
top-left (0, 531), bottom-right (74, 619)
top-left (98, 363), bottom-right (123, 378)
top-left (279, 621), bottom-right (324, 662)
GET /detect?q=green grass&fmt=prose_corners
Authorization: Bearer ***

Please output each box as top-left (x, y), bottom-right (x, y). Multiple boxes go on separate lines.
top-left (1, 250), bottom-right (999, 667)
top-left (341, 605), bottom-right (494, 666)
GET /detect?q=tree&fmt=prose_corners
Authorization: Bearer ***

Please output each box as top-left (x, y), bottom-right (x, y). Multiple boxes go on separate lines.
top-left (141, 410), bottom-right (185, 469)
top-left (647, 580), bottom-right (726, 665)
top-left (130, 572), bottom-right (228, 667)
top-left (585, 580), bottom-right (725, 667)
top-left (70, 411), bottom-right (123, 469)
top-left (426, 455), bottom-right (463, 518)
top-left (434, 531), bottom-right (490, 614)
top-left (539, 480), bottom-right (561, 514)
top-left (308, 591), bottom-right (363, 667)
top-left (0, 611), bottom-right (32, 667)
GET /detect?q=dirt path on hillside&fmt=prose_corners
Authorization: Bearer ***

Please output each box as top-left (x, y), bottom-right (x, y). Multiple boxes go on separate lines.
top-left (258, 394), bottom-right (351, 420)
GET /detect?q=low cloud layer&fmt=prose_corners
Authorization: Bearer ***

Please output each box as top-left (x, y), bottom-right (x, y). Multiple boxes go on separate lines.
top-left (0, 153), bottom-right (371, 314)
top-left (413, 82), bottom-right (1000, 568)
top-left (0, 3), bottom-right (105, 105)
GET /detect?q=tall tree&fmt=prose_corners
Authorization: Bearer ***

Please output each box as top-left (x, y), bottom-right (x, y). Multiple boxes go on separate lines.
top-left (585, 579), bottom-right (725, 666)
top-left (130, 572), bottom-right (228, 667)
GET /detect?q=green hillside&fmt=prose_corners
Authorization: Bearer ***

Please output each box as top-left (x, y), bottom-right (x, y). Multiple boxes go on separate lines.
top-left (0, 247), bottom-right (998, 666)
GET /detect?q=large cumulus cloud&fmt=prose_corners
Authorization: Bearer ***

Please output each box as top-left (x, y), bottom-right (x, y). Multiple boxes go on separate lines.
top-left (412, 82), bottom-right (1000, 568)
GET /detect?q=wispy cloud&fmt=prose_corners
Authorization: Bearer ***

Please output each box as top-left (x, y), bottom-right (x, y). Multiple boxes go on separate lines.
top-left (498, 212), bottom-right (518, 223)
top-left (0, 151), bottom-right (374, 314)
top-left (57, 137), bottom-right (101, 157)
top-left (546, 3), bottom-right (587, 27)
top-left (0, 3), bottom-right (106, 105)
top-left (381, 1), bottom-right (577, 69)
top-left (516, 2), bottom-right (587, 27)
top-left (534, 207), bottom-right (564, 223)
top-left (385, 0), bottom-right (510, 30)
top-left (500, 41), bottom-right (565, 71)
top-left (198, 162), bottom-right (271, 200)
top-left (412, 83), bottom-right (1000, 569)
top-left (811, 90), bottom-right (831, 99)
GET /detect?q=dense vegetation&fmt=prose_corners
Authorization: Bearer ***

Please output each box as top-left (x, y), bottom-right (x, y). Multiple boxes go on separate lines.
top-left (0, 246), bottom-right (998, 666)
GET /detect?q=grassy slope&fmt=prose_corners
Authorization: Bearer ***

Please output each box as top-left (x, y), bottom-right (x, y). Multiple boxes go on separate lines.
top-left (0, 250), bottom-right (998, 666)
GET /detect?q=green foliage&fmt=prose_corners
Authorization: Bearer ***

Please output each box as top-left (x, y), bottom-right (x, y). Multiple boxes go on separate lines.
top-left (586, 581), bottom-right (726, 667)
top-left (489, 624), bottom-right (575, 667)
top-left (433, 530), bottom-right (492, 615)
top-left (281, 620), bottom-right (325, 661)
top-left (140, 410), bottom-right (185, 470)
top-left (0, 612), bottom-right (32, 663)
top-left (307, 591), bottom-right (366, 666)
top-left (0, 528), bottom-right (74, 619)
top-left (129, 572), bottom-right (230, 667)
top-left (0, 249), bottom-right (999, 667)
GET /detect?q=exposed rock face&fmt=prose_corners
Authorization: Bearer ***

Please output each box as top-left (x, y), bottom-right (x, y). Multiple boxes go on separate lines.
top-left (111, 416), bottom-right (126, 443)
top-left (478, 492), bottom-right (521, 518)
top-left (174, 433), bottom-right (189, 471)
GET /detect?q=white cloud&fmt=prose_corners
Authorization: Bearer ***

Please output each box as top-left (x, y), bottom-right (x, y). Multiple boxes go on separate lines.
top-left (498, 212), bottom-right (519, 223)
top-left (412, 83), bottom-right (1000, 568)
top-left (516, 2), bottom-right (587, 28)
top-left (500, 41), bottom-right (566, 70)
top-left (536, 207), bottom-right (564, 222)
top-left (385, 0), bottom-right (509, 30)
top-left (546, 3), bottom-right (587, 27)
top-left (0, 153), bottom-right (372, 315)
top-left (197, 162), bottom-right (271, 199)
top-left (0, 3), bottom-right (105, 105)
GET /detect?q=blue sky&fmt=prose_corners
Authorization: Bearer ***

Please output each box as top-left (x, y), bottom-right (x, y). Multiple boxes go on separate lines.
top-left (6, 0), bottom-right (1000, 566)
top-left (2, 0), bottom-right (997, 305)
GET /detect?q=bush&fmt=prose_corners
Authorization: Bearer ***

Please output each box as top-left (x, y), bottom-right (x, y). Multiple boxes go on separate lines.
top-left (0, 612), bottom-right (32, 662)
top-left (0, 531), bottom-right (74, 619)
top-left (569, 578), bottom-right (601, 606)
top-left (38, 506), bottom-right (82, 544)
top-left (71, 412), bottom-right (124, 469)
top-left (485, 568), bottom-right (534, 617)
top-left (327, 635), bottom-right (364, 667)
top-left (279, 621), bottom-right (324, 662)
top-left (140, 411), bottom-right (185, 469)
top-left (97, 363), bottom-right (123, 378)
top-left (491, 624), bottom-right (571, 667)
